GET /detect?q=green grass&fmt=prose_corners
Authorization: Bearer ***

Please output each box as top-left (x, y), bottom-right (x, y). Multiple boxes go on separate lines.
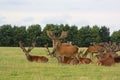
top-left (0, 47), bottom-right (120, 80)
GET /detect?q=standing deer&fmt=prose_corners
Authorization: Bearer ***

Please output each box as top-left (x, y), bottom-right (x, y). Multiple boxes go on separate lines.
top-left (46, 31), bottom-right (79, 63)
top-left (19, 41), bottom-right (48, 63)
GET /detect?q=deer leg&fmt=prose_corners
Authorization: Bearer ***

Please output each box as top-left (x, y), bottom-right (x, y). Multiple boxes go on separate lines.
top-left (56, 56), bottom-right (62, 63)
top-left (61, 56), bottom-right (65, 63)
top-left (82, 52), bottom-right (88, 58)
top-left (90, 53), bottom-right (93, 59)
top-left (76, 53), bottom-right (80, 60)
top-left (73, 55), bottom-right (79, 64)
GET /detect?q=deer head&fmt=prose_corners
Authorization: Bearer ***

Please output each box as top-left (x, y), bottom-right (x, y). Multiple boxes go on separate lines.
top-left (19, 41), bottom-right (36, 55)
top-left (46, 31), bottom-right (68, 56)
top-left (46, 30), bottom-right (68, 48)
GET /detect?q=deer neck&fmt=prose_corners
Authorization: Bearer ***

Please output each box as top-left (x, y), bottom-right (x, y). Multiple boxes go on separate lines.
top-left (51, 41), bottom-right (61, 56)
top-left (25, 52), bottom-right (31, 60)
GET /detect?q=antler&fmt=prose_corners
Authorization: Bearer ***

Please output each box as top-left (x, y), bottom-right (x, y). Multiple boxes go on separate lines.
top-left (44, 43), bottom-right (51, 55)
top-left (19, 41), bottom-right (26, 51)
top-left (46, 30), bottom-right (56, 39)
top-left (59, 31), bottom-right (68, 39)
top-left (28, 42), bottom-right (36, 52)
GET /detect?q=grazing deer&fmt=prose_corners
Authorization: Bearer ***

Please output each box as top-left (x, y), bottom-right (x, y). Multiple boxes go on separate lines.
top-left (46, 31), bottom-right (79, 63)
top-left (19, 41), bottom-right (48, 63)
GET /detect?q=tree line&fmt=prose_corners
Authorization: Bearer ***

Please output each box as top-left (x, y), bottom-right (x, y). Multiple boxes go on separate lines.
top-left (0, 24), bottom-right (120, 47)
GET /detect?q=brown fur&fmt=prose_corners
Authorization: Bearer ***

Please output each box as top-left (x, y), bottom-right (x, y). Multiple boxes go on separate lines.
top-left (97, 53), bottom-right (115, 66)
top-left (62, 57), bottom-right (79, 65)
top-left (79, 57), bottom-right (92, 64)
top-left (26, 55), bottom-right (48, 63)
top-left (54, 43), bottom-right (79, 62)
top-left (19, 42), bottom-right (48, 63)
top-left (46, 31), bottom-right (79, 63)
top-left (56, 44), bottom-right (78, 56)
top-left (114, 56), bottom-right (120, 63)
top-left (83, 45), bottom-right (103, 58)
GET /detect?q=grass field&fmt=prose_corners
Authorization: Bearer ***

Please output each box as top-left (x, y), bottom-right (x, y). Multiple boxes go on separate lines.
top-left (0, 47), bottom-right (120, 80)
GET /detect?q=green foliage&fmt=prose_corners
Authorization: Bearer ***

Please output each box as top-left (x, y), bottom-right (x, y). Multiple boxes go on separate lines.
top-left (13, 26), bottom-right (27, 46)
top-left (0, 25), bottom-right (14, 46)
top-left (0, 24), bottom-right (119, 47)
top-left (99, 26), bottom-right (110, 42)
top-left (27, 24), bottom-right (42, 46)
top-left (78, 26), bottom-right (92, 47)
top-left (111, 30), bottom-right (120, 43)
top-left (90, 25), bottom-right (101, 43)
top-left (66, 25), bottom-right (78, 45)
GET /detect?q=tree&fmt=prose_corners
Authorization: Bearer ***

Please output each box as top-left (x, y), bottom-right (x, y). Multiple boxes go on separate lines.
top-left (99, 26), bottom-right (110, 42)
top-left (90, 25), bottom-right (101, 43)
top-left (42, 24), bottom-right (70, 47)
top-left (13, 26), bottom-right (27, 46)
top-left (111, 30), bottom-right (120, 43)
top-left (27, 24), bottom-right (42, 47)
top-left (0, 25), bottom-right (14, 46)
top-left (78, 25), bottom-right (92, 47)
top-left (67, 25), bottom-right (78, 45)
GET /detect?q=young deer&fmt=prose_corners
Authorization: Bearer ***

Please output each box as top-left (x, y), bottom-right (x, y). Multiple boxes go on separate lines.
top-left (19, 41), bottom-right (48, 63)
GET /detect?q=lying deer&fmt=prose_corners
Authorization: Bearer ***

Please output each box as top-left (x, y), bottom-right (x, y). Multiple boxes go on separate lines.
top-left (61, 57), bottom-right (79, 65)
top-left (79, 51), bottom-right (93, 64)
top-left (79, 57), bottom-right (92, 64)
top-left (19, 41), bottom-right (48, 63)
top-left (97, 53), bottom-right (115, 66)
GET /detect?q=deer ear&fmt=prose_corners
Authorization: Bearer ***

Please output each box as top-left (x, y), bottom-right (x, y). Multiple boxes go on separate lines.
top-left (46, 30), bottom-right (56, 39)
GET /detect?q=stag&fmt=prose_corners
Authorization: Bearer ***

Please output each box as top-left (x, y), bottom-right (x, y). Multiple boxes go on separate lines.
top-left (19, 41), bottom-right (48, 63)
top-left (46, 31), bottom-right (71, 48)
top-left (46, 31), bottom-right (79, 63)
top-left (97, 53), bottom-right (115, 66)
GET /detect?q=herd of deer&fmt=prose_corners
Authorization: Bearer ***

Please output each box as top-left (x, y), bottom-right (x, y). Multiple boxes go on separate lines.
top-left (19, 31), bottom-right (120, 66)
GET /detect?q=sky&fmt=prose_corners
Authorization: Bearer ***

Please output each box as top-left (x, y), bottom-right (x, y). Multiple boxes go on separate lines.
top-left (0, 0), bottom-right (120, 34)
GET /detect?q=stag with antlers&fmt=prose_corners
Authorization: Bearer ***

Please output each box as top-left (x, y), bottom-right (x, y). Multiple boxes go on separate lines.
top-left (46, 31), bottom-right (79, 63)
top-left (19, 41), bottom-right (48, 63)
top-left (95, 42), bottom-right (120, 66)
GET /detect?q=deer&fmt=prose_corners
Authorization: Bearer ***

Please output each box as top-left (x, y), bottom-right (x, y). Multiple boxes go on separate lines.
top-left (45, 43), bottom-right (78, 64)
top-left (62, 57), bottom-right (79, 65)
top-left (46, 31), bottom-right (80, 63)
top-left (82, 43), bottom-right (104, 59)
top-left (95, 43), bottom-right (117, 66)
top-left (19, 41), bottom-right (48, 63)
top-left (114, 56), bottom-right (120, 63)
top-left (97, 53), bottom-right (115, 66)
top-left (79, 51), bottom-right (93, 64)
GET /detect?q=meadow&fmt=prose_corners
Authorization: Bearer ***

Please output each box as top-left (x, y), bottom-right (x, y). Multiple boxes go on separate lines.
top-left (0, 47), bottom-right (120, 80)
